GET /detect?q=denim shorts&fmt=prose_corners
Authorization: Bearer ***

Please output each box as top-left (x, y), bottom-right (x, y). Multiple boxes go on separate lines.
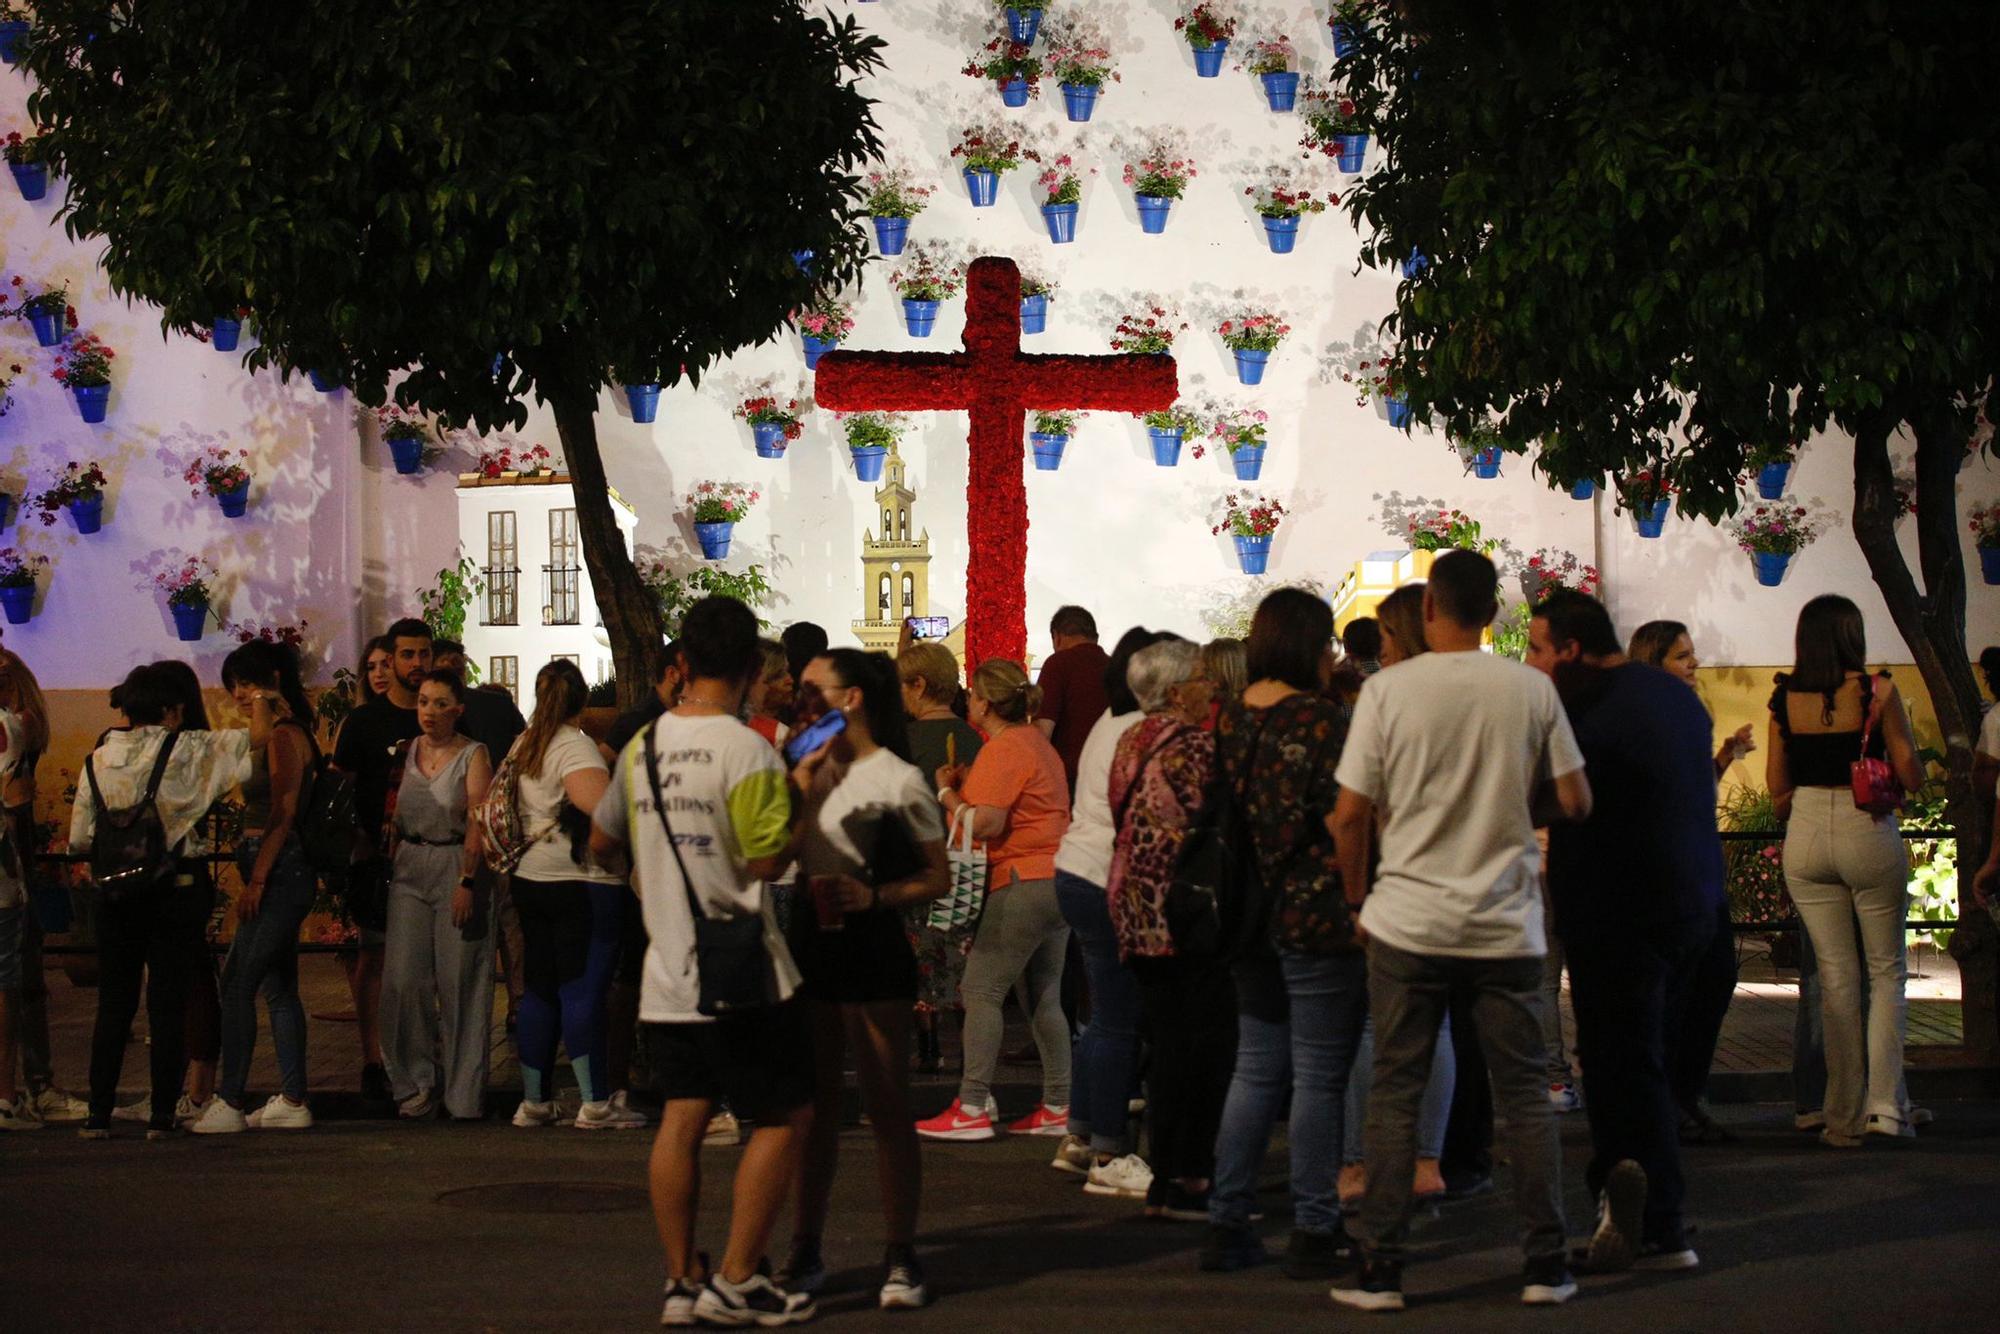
top-left (0, 905), bottom-right (21, 991)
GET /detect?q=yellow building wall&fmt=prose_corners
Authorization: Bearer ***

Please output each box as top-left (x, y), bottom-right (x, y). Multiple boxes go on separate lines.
top-left (1697, 664), bottom-right (1953, 791)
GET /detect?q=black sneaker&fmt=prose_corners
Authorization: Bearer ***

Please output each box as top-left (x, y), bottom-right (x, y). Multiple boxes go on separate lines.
top-left (1439, 1172), bottom-right (1494, 1203)
top-left (776, 1238), bottom-right (826, 1296)
top-left (1282, 1228), bottom-right (1357, 1281)
top-left (77, 1115), bottom-right (112, 1141)
top-left (1521, 1255), bottom-right (1578, 1306)
top-left (1633, 1234), bottom-right (1700, 1271)
top-left (1330, 1255), bottom-right (1405, 1312)
top-left (879, 1244), bottom-right (928, 1310)
top-left (1198, 1223), bottom-right (1269, 1272)
top-left (694, 1269), bottom-right (814, 1327)
top-left (1156, 1182), bottom-right (1210, 1223)
top-left (361, 1063), bottom-right (392, 1103)
top-left (1583, 1159), bottom-right (1646, 1274)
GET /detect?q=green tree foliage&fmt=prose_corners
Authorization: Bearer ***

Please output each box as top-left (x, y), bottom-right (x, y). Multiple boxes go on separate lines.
top-left (24, 0), bottom-right (883, 706)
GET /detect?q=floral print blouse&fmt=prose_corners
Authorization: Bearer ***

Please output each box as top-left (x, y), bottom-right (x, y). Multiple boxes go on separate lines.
top-left (1105, 714), bottom-right (1215, 961)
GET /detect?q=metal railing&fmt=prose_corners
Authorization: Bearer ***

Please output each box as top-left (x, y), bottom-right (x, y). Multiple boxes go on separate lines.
top-left (543, 563), bottom-right (580, 625)
top-left (481, 566), bottom-right (519, 626)
top-left (1718, 828), bottom-right (1959, 931)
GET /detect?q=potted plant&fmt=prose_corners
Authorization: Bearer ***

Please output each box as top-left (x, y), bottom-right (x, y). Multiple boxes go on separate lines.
top-left (1029, 410), bottom-right (1080, 471)
top-left (1211, 406), bottom-right (1273, 479)
top-left (32, 460), bottom-right (109, 534)
top-left (473, 442), bottom-right (555, 478)
top-left (0, 548), bottom-right (45, 625)
top-left (841, 412), bottom-right (904, 483)
top-left (797, 293), bottom-right (856, 370)
top-left (962, 35), bottom-right (1043, 109)
top-left (1138, 403), bottom-right (1204, 467)
top-left (734, 392), bottom-right (808, 458)
top-left (1027, 149), bottom-right (1092, 243)
top-left (1247, 166), bottom-right (1335, 254)
top-left (949, 122), bottom-right (1025, 207)
top-left (685, 482), bottom-right (759, 561)
top-left (1019, 269), bottom-right (1057, 335)
top-left (1453, 420), bottom-right (1518, 479)
top-left (0, 357), bottom-right (18, 423)
top-left (1244, 36), bottom-right (1300, 111)
top-left (0, 5), bottom-right (30, 65)
top-left (1122, 138), bottom-right (1197, 234)
top-left (1406, 505), bottom-right (1497, 554)
top-left (1110, 304), bottom-right (1186, 357)
top-left (4, 130), bottom-right (48, 201)
top-left (51, 331), bottom-right (115, 423)
top-left (5, 275), bottom-right (75, 347)
top-left (154, 556), bottom-right (219, 642)
top-left (1218, 312), bottom-right (1290, 385)
top-left (1341, 352), bottom-right (1410, 428)
top-left (304, 366), bottom-right (343, 393)
top-left (616, 366), bottom-right (664, 422)
top-left (1212, 492), bottom-right (1287, 574)
top-left (1521, 547), bottom-right (1602, 604)
top-left (1971, 503), bottom-right (2000, 585)
top-left (208, 305), bottom-right (252, 352)
top-left (376, 404), bottom-right (432, 474)
top-left (1044, 22), bottom-right (1119, 122)
top-left (1300, 86), bottom-right (1371, 173)
top-left (1175, 2), bottom-right (1238, 76)
top-left (863, 165), bottom-right (933, 257)
top-left (1568, 477), bottom-right (1598, 500)
top-left (183, 444), bottom-right (255, 518)
top-left (999, 1), bottom-right (1046, 47)
top-left (1616, 468), bottom-right (1677, 538)
top-left (1747, 439), bottom-right (1799, 499)
top-left (890, 243), bottom-right (964, 339)
top-left (1732, 500), bottom-right (1826, 586)
top-left (1330, 0), bottom-right (1377, 57)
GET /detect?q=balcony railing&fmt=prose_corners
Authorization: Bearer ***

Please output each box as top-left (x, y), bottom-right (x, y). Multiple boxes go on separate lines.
top-left (544, 564), bottom-right (581, 626)
top-left (482, 567), bottom-right (519, 626)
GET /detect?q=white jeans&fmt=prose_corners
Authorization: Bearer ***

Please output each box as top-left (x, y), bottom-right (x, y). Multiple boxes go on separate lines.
top-left (1782, 788), bottom-right (1909, 1136)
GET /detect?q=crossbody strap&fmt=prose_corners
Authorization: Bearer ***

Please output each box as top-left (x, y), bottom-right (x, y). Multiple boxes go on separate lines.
top-left (1112, 723), bottom-right (1192, 831)
top-left (640, 720), bottom-right (708, 924)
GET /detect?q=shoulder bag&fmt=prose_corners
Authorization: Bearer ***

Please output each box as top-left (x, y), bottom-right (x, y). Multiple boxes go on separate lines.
top-left (1851, 673), bottom-right (1904, 816)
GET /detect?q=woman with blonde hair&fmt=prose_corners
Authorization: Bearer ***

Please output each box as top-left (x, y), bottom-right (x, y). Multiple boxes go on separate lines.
top-left (1185, 638), bottom-right (1247, 728)
top-left (916, 659), bottom-right (1073, 1141)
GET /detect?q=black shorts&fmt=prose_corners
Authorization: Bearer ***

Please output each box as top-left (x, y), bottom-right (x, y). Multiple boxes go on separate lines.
top-left (787, 906), bottom-right (918, 1005)
top-left (614, 891), bottom-right (649, 988)
top-left (643, 1000), bottom-right (813, 1124)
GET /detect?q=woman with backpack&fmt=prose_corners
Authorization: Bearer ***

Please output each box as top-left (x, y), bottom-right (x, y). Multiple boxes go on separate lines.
top-left (493, 660), bottom-right (641, 1131)
top-left (190, 643), bottom-right (320, 1134)
top-left (69, 664), bottom-right (264, 1139)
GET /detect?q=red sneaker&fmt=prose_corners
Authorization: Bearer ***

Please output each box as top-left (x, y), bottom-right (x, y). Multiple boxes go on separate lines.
top-left (915, 1100), bottom-right (996, 1142)
top-left (1007, 1104), bottom-right (1072, 1137)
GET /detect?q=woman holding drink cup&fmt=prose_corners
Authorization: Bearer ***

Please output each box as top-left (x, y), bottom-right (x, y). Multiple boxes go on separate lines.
top-left (779, 649), bottom-right (950, 1309)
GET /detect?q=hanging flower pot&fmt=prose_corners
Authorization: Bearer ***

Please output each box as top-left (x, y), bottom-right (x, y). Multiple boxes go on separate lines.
top-left (1331, 22), bottom-right (1363, 59)
top-left (1148, 427), bottom-right (1184, 467)
top-left (625, 382), bottom-right (662, 423)
top-left (1235, 534), bottom-right (1272, 574)
top-left (963, 169), bottom-right (1001, 207)
top-left (1021, 293), bottom-right (1048, 335)
top-left (872, 215), bottom-right (911, 256)
top-left (0, 21), bottom-right (28, 65)
top-left (387, 436), bottom-right (424, 474)
top-left (751, 422), bottom-right (789, 458)
top-left (1231, 445), bottom-right (1266, 481)
top-left (1005, 6), bottom-right (1043, 45)
top-left (1000, 76), bottom-right (1030, 107)
top-left (1335, 132), bottom-right (1369, 174)
top-left (851, 445), bottom-right (889, 482)
top-left (1756, 461), bottom-right (1792, 500)
top-left (693, 521), bottom-right (735, 561)
top-left (1570, 479), bottom-right (1596, 500)
top-left (1635, 498), bottom-right (1671, 538)
top-left (1030, 431), bottom-right (1068, 471)
top-left (0, 494), bottom-right (11, 529)
top-left (1192, 40), bottom-right (1229, 77)
top-left (1060, 83), bottom-right (1099, 122)
top-left (1471, 447), bottom-right (1503, 479)
top-left (0, 584), bottom-right (32, 625)
top-left (1261, 71), bottom-right (1301, 112)
top-left (210, 317), bottom-right (242, 352)
top-left (216, 478), bottom-right (251, 518)
top-left (790, 249), bottom-right (815, 275)
top-left (9, 160), bottom-right (47, 202)
top-left (27, 309), bottom-right (66, 347)
top-left (170, 600), bottom-right (208, 642)
top-left (802, 336), bottom-right (839, 371)
top-left (1982, 547), bottom-right (2000, 585)
top-left (1752, 552), bottom-right (1791, 587)
top-left (1385, 395), bottom-right (1413, 430)
top-left (1233, 348), bottom-right (1270, 385)
top-left (902, 298), bottom-right (941, 338)
top-left (1041, 203), bottom-right (1079, 244)
top-left (71, 383), bottom-right (110, 423)
top-left (1401, 248), bottom-right (1429, 279)
top-left (306, 368), bottom-right (339, 393)
top-left (1134, 194), bottom-right (1173, 234)
top-left (1262, 214), bottom-right (1301, 254)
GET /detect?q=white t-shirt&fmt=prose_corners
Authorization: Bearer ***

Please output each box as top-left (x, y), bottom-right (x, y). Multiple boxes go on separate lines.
top-left (593, 713), bottom-right (799, 1024)
top-left (1335, 652), bottom-right (1585, 959)
top-left (511, 726), bottom-right (625, 886)
top-left (1977, 702), bottom-right (2000, 761)
top-left (1053, 710), bottom-right (1143, 886)
top-left (797, 748), bottom-right (944, 879)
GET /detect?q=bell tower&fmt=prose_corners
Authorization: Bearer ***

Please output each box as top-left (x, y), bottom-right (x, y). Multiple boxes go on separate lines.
top-left (853, 443), bottom-right (933, 651)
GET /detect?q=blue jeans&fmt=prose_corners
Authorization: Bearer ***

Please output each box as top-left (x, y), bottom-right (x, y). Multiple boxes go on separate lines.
top-left (1343, 1012), bottom-right (1454, 1163)
top-left (1054, 871), bottom-right (1142, 1155)
top-left (219, 839), bottom-right (315, 1105)
top-left (1208, 951), bottom-right (1368, 1234)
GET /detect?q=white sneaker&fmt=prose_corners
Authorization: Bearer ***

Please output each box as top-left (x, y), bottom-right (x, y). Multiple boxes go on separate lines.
top-left (0, 1098), bottom-right (45, 1131)
top-left (111, 1099), bottom-right (153, 1123)
top-left (247, 1095), bottom-right (314, 1130)
top-left (1864, 1112), bottom-right (1915, 1139)
top-left (512, 1099), bottom-right (558, 1128)
top-left (1050, 1134), bottom-right (1093, 1176)
top-left (30, 1087), bottom-right (91, 1124)
top-left (175, 1095), bottom-right (212, 1125)
top-left (576, 1098), bottom-right (649, 1131)
top-left (398, 1089), bottom-right (437, 1119)
top-left (703, 1110), bottom-right (742, 1144)
top-left (1548, 1081), bottom-right (1582, 1113)
top-left (1083, 1154), bottom-right (1155, 1200)
top-left (608, 1089), bottom-right (650, 1125)
top-left (189, 1099), bottom-right (250, 1135)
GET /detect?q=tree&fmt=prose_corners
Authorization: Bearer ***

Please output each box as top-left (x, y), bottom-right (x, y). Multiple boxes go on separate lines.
top-left (1339, 0), bottom-right (2000, 1053)
top-left (25, 0), bottom-right (883, 707)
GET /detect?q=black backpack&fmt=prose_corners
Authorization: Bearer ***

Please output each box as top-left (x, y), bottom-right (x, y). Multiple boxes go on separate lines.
top-left (286, 722), bottom-right (358, 872)
top-left (84, 731), bottom-right (182, 905)
top-left (1163, 715), bottom-right (1270, 965)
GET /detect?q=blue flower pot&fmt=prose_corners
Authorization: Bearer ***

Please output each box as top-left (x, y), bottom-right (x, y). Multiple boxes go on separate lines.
top-left (171, 601), bottom-right (207, 642)
top-left (0, 21), bottom-right (28, 65)
top-left (1135, 194), bottom-right (1173, 234)
top-left (902, 298), bottom-right (941, 338)
top-left (791, 249), bottom-right (814, 274)
top-left (694, 521), bottom-right (735, 561)
top-left (0, 584), bottom-right (32, 625)
top-left (1232, 445), bottom-right (1266, 481)
top-left (27, 309), bottom-right (65, 347)
top-left (388, 436), bottom-right (424, 474)
top-left (211, 317), bottom-right (242, 352)
top-left (217, 479), bottom-right (250, 518)
top-left (1385, 395), bottom-right (1412, 430)
top-left (1005, 6), bottom-right (1042, 45)
top-left (1472, 447), bottom-right (1502, 479)
top-left (10, 161), bottom-right (48, 202)
top-left (1000, 77), bottom-right (1030, 108)
top-left (1148, 427), bottom-right (1183, 467)
top-left (0, 493), bottom-right (11, 529)
top-left (1261, 71), bottom-right (1301, 112)
top-left (963, 168), bottom-right (1000, 207)
top-left (1235, 534), bottom-right (1272, 575)
top-left (1756, 461), bottom-right (1792, 500)
top-left (625, 382), bottom-right (661, 423)
top-left (1401, 248), bottom-right (1429, 279)
top-left (752, 421), bottom-right (789, 458)
top-left (1020, 294), bottom-right (1048, 335)
top-left (1332, 22), bottom-right (1362, 58)
top-left (1570, 479), bottom-right (1596, 500)
top-left (851, 445), bottom-right (888, 482)
top-left (307, 368), bottom-right (339, 393)
top-left (1042, 202), bottom-right (1078, 244)
top-left (1030, 432), bottom-right (1068, 471)
top-left (1752, 551), bottom-right (1791, 588)
top-left (1335, 132), bottom-right (1370, 174)
top-left (72, 382), bottom-right (110, 423)
top-left (1982, 547), bottom-right (2000, 585)
top-left (802, 336), bottom-right (838, 370)
top-left (1233, 348), bottom-right (1270, 385)
top-left (1263, 214), bottom-right (1301, 253)
top-left (872, 215), bottom-right (910, 256)
top-left (1635, 498), bottom-right (1671, 538)
top-left (1192, 40), bottom-right (1228, 77)
top-left (1060, 83), bottom-right (1099, 122)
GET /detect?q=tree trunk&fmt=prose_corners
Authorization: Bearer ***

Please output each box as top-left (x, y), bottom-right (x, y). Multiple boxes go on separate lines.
top-left (544, 380), bottom-right (665, 714)
top-left (1851, 416), bottom-right (1998, 1060)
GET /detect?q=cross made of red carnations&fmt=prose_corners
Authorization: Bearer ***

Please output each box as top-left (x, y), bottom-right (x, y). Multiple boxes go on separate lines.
top-left (814, 257), bottom-right (1177, 668)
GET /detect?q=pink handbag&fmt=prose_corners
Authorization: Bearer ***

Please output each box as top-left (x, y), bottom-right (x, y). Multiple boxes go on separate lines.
top-left (1850, 677), bottom-right (1903, 816)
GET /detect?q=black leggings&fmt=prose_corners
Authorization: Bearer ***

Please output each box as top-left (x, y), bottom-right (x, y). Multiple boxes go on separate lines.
top-left (88, 878), bottom-right (209, 1127)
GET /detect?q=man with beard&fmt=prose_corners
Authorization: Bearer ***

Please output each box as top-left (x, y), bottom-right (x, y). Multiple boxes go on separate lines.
top-left (1524, 591), bottom-right (1724, 1274)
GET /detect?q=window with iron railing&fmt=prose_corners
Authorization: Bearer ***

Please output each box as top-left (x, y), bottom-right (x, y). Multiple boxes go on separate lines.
top-left (483, 567), bottom-right (520, 626)
top-left (543, 564), bottom-right (581, 625)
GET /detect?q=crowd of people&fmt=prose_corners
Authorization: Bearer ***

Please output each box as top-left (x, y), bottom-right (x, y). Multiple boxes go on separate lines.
top-left (0, 553), bottom-right (1967, 1323)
